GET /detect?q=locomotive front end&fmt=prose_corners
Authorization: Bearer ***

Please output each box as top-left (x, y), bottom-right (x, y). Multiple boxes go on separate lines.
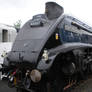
top-left (2, 2), bottom-right (65, 92)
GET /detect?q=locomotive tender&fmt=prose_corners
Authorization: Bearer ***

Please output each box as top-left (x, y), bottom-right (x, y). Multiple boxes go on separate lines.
top-left (2, 2), bottom-right (92, 92)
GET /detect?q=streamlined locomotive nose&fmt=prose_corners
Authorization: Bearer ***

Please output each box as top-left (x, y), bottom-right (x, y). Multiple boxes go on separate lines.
top-left (3, 2), bottom-right (64, 67)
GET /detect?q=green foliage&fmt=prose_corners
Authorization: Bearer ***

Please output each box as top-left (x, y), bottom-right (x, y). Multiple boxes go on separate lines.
top-left (14, 20), bottom-right (22, 32)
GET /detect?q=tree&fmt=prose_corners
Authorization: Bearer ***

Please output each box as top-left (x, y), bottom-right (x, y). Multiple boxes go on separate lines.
top-left (14, 20), bottom-right (22, 32)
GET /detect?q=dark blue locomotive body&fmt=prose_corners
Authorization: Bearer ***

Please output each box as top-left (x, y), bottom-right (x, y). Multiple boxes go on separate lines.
top-left (59, 16), bottom-right (92, 44)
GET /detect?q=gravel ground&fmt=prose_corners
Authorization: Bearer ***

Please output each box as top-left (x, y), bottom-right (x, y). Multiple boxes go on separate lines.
top-left (70, 78), bottom-right (92, 92)
top-left (0, 72), bottom-right (16, 92)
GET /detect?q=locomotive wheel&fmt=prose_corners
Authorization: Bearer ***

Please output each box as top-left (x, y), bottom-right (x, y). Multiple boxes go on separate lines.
top-left (16, 88), bottom-right (28, 92)
top-left (38, 78), bottom-right (63, 92)
top-left (8, 80), bottom-right (15, 88)
top-left (16, 88), bottom-right (22, 92)
top-left (79, 70), bottom-right (88, 80)
top-left (48, 78), bottom-right (64, 92)
top-left (54, 79), bottom-right (63, 92)
top-left (81, 61), bottom-right (87, 71)
top-left (23, 77), bottom-right (31, 89)
top-left (49, 69), bottom-right (64, 92)
top-left (89, 62), bottom-right (92, 73)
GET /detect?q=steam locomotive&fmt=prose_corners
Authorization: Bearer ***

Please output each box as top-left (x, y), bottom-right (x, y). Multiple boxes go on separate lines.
top-left (2, 2), bottom-right (92, 92)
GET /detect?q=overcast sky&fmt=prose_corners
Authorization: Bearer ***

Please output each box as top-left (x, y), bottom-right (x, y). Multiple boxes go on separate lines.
top-left (0, 0), bottom-right (92, 26)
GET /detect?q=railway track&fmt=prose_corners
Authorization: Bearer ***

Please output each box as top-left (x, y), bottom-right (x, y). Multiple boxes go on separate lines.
top-left (64, 75), bottom-right (92, 92)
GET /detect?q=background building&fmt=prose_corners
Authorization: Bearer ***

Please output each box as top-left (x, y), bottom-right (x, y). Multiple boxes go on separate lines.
top-left (0, 23), bottom-right (17, 42)
top-left (0, 23), bottom-right (17, 64)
